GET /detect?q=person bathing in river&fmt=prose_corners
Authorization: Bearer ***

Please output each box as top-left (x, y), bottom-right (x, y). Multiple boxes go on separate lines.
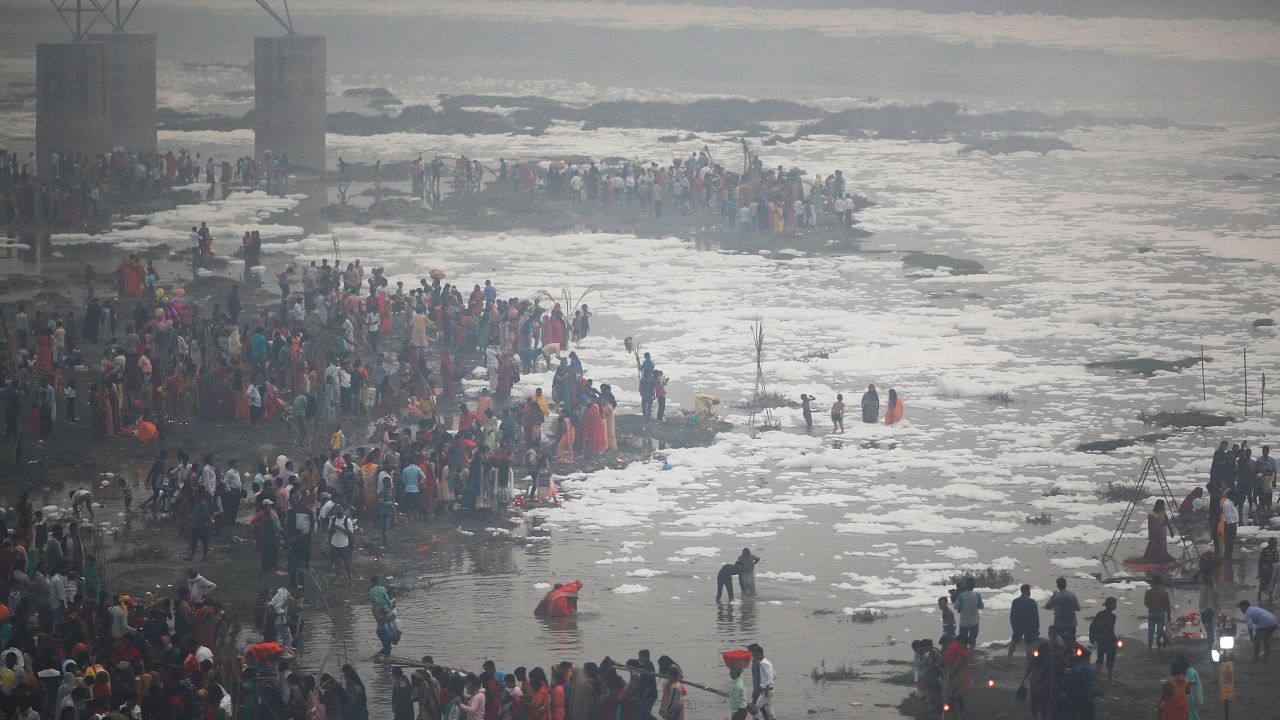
top-left (861, 384), bottom-right (879, 423)
top-left (885, 388), bottom-right (904, 425)
top-left (830, 394), bottom-right (844, 434)
top-left (800, 394), bottom-right (813, 431)
top-left (738, 547), bottom-right (761, 597)
top-left (716, 561), bottom-right (741, 603)
top-left (1141, 499), bottom-right (1177, 565)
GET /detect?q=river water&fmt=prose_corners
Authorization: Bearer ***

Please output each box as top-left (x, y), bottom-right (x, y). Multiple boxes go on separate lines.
top-left (5, 3), bottom-right (1280, 716)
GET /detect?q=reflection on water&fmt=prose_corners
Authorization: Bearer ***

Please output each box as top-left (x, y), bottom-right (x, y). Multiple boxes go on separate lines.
top-left (715, 599), bottom-right (757, 639)
top-left (538, 616), bottom-right (584, 657)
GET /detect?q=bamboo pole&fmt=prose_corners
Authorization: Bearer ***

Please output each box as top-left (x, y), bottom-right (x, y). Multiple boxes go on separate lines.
top-left (613, 662), bottom-right (730, 698)
top-left (1201, 345), bottom-right (1207, 402)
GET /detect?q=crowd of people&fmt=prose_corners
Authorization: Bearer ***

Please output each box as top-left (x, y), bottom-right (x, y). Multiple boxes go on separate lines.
top-left (510, 145), bottom-right (865, 236)
top-left (0, 208), bottom-right (704, 715)
top-left (0, 146), bottom-right (286, 230)
top-left (286, 641), bottom-right (782, 720)
top-left (906, 437), bottom-right (1280, 719)
top-left (392, 140), bottom-right (866, 239)
top-left (0, 486), bottom-right (253, 719)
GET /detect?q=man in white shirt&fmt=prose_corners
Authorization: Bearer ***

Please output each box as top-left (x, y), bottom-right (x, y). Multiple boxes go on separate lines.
top-left (223, 460), bottom-right (243, 525)
top-left (365, 307), bottom-right (380, 352)
top-left (322, 454), bottom-right (341, 489)
top-left (338, 365), bottom-right (352, 415)
top-left (748, 643), bottom-right (776, 720)
top-left (187, 569), bottom-right (217, 603)
top-left (1223, 491), bottom-right (1240, 560)
top-left (318, 492), bottom-right (336, 533)
top-left (189, 227), bottom-right (202, 275)
top-left (737, 204), bottom-right (752, 234)
top-left (327, 503), bottom-right (354, 578)
top-left (246, 383), bottom-right (262, 423)
top-left (48, 568), bottom-right (67, 626)
top-left (200, 456), bottom-right (218, 497)
top-left (569, 173), bottom-right (583, 203)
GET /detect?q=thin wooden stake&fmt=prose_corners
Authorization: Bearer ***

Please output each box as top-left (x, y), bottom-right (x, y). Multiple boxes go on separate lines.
top-left (1201, 345), bottom-right (1207, 402)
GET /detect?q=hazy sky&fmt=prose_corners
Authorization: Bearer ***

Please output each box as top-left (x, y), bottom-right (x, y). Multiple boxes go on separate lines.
top-left (3, 0), bottom-right (1277, 122)
top-left (6, 0), bottom-right (1277, 66)
top-left (10, 0), bottom-right (1274, 20)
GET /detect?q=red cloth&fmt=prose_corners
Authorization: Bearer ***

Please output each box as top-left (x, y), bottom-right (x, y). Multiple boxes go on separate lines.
top-left (1180, 487), bottom-right (1203, 514)
top-left (534, 580), bottom-right (582, 618)
top-left (582, 404), bottom-right (606, 456)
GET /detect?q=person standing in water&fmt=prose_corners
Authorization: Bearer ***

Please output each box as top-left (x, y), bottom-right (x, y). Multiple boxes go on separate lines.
top-left (860, 384), bottom-right (879, 423)
top-left (1141, 499), bottom-right (1177, 565)
top-left (800, 394), bottom-right (813, 431)
top-left (885, 388), bottom-right (904, 425)
top-left (738, 548), bottom-right (761, 597)
top-left (716, 560), bottom-right (740, 603)
top-left (830, 394), bottom-right (844, 434)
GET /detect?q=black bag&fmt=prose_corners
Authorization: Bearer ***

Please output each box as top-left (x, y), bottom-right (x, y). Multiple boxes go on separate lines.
top-left (1088, 612), bottom-right (1105, 644)
top-left (1015, 682), bottom-right (1027, 703)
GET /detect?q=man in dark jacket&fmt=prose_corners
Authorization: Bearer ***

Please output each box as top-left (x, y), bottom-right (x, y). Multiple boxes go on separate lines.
top-left (1089, 597), bottom-right (1119, 679)
top-left (1008, 583), bottom-right (1040, 658)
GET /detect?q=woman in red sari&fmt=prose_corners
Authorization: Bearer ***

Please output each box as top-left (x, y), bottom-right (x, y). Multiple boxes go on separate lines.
top-left (582, 402), bottom-right (606, 457)
top-left (164, 371), bottom-right (185, 420)
top-left (35, 334), bottom-right (54, 373)
top-left (89, 383), bottom-right (111, 439)
top-left (439, 351), bottom-right (455, 399)
top-left (495, 354), bottom-right (519, 402)
top-left (264, 382), bottom-right (285, 421)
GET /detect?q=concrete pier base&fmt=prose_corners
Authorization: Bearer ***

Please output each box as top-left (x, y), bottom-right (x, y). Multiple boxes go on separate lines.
top-left (254, 35), bottom-right (326, 173)
top-left (88, 32), bottom-right (157, 153)
top-left (36, 41), bottom-right (111, 178)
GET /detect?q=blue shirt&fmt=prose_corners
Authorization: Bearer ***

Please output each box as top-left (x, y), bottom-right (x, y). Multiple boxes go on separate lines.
top-left (484, 285), bottom-right (496, 303)
top-left (401, 464), bottom-right (424, 494)
top-left (1245, 605), bottom-right (1277, 631)
top-left (1256, 456), bottom-right (1277, 476)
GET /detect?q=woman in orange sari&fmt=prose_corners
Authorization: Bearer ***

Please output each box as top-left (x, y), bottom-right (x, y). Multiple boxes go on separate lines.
top-left (528, 668), bottom-right (551, 720)
top-left (1158, 661), bottom-right (1190, 720)
top-left (556, 415), bottom-right (575, 464)
top-left (884, 388), bottom-right (904, 425)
